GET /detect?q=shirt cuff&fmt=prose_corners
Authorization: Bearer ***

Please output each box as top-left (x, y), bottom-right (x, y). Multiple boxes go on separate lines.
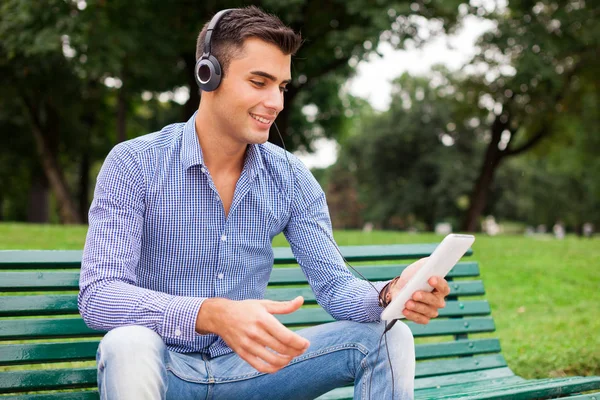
top-left (162, 296), bottom-right (206, 341)
top-left (365, 280), bottom-right (391, 321)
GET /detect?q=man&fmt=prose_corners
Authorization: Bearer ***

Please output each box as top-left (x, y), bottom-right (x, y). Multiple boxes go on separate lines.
top-left (79, 6), bottom-right (450, 399)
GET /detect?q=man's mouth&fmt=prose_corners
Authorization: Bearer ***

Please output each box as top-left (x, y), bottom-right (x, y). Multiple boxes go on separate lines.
top-left (249, 113), bottom-right (273, 125)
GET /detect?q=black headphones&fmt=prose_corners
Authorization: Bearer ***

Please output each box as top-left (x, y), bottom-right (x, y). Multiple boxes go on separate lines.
top-left (194, 9), bottom-right (234, 92)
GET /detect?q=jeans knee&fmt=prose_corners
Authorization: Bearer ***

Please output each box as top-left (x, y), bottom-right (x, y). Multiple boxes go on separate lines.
top-left (387, 320), bottom-right (414, 346)
top-left (99, 325), bottom-right (165, 366)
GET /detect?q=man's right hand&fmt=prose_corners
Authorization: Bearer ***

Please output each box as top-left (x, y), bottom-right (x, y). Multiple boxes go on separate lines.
top-left (196, 296), bottom-right (310, 374)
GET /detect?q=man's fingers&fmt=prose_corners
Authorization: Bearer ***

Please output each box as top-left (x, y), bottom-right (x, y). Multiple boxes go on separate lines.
top-left (402, 308), bottom-right (431, 325)
top-left (405, 300), bottom-right (439, 319)
top-left (261, 296), bottom-right (304, 315)
top-left (256, 327), bottom-right (308, 357)
top-left (237, 347), bottom-right (285, 374)
top-left (429, 276), bottom-right (451, 296)
top-left (262, 314), bottom-right (310, 352)
top-left (412, 291), bottom-right (446, 308)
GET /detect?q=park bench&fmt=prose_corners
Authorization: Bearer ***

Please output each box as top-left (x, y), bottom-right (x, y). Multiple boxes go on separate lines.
top-left (1, 243), bottom-right (599, 399)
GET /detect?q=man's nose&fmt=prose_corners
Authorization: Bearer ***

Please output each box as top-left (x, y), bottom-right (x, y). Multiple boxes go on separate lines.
top-left (263, 86), bottom-right (284, 114)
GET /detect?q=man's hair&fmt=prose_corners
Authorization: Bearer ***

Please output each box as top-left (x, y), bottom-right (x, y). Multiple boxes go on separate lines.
top-left (196, 6), bottom-right (302, 77)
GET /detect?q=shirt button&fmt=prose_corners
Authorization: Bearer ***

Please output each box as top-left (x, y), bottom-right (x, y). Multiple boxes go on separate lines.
top-left (221, 234), bottom-right (227, 242)
top-left (174, 328), bottom-right (182, 337)
top-left (217, 273), bottom-right (224, 279)
top-left (201, 167), bottom-right (207, 174)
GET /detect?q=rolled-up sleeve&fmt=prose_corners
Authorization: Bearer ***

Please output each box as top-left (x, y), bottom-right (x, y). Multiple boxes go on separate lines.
top-left (77, 143), bottom-right (205, 341)
top-left (282, 157), bottom-right (389, 322)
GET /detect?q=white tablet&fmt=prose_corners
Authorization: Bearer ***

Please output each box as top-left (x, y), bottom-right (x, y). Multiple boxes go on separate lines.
top-left (380, 233), bottom-right (475, 321)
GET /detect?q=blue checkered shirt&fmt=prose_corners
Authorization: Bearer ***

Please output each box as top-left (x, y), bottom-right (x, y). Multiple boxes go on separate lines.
top-left (79, 113), bottom-right (387, 356)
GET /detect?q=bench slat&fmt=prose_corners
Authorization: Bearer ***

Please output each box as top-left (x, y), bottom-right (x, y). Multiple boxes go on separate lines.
top-left (422, 376), bottom-right (600, 399)
top-left (317, 376), bottom-right (523, 400)
top-left (0, 284), bottom-right (486, 316)
top-left (0, 367), bottom-right (97, 393)
top-left (415, 367), bottom-right (517, 390)
top-left (0, 262), bottom-right (480, 292)
top-left (0, 355), bottom-right (503, 394)
top-left (0, 337), bottom-right (501, 366)
top-left (407, 317), bottom-right (495, 337)
top-left (0, 315), bottom-right (494, 341)
top-left (0, 244), bottom-right (472, 269)
top-left (0, 392), bottom-right (99, 400)
top-left (0, 341), bottom-right (100, 365)
top-left (0, 319), bottom-right (102, 340)
top-left (416, 354), bottom-right (507, 378)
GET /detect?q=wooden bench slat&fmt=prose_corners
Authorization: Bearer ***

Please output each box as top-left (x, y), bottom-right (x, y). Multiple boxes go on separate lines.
top-left (0, 392), bottom-right (99, 400)
top-left (415, 338), bottom-right (501, 360)
top-left (0, 314), bottom-right (495, 340)
top-left (416, 354), bottom-right (507, 378)
top-left (415, 367), bottom-right (517, 390)
top-left (0, 337), bottom-right (501, 366)
top-left (422, 376), bottom-right (600, 399)
top-left (415, 376), bottom-right (527, 398)
top-left (280, 310), bottom-right (495, 330)
top-left (407, 317), bottom-right (495, 337)
top-left (0, 355), bottom-right (506, 393)
top-left (0, 367), bottom-right (97, 393)
top-left (317, 371), bottom-right (522, 399)
top-left (0, 290), bottom-right (488, 317)
top-left (0, 295), bottom-right (79, 316)
top-left (0, 319), bottom-right (102, 340)
top-left (0, 244), bottom-right (472, 269)
top-left (0, 272), bottom-right (80, 291)
top-left (0, 262), bottom-right (480, 292)
top-left (0, 341), bottom-right (100, 365)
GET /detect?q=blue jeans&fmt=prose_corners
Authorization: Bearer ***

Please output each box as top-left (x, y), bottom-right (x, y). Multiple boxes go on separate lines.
top-left (96, 320), bottom-right (415, 399)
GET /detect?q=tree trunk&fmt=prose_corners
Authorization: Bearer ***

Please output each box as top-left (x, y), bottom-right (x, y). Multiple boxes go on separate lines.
top-left (462, 115), bottom-right (508, 232)
top-left (24, 98), bottom-right (81, 224)
top-left (27, 173), bottom-right (50, 223)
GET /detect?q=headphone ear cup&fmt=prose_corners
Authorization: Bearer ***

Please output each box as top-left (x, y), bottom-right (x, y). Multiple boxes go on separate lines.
top-left (195, 55), bottom-right (223, 92)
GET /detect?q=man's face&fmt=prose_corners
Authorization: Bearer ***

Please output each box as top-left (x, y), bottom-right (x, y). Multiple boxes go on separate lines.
top-left (209, 37), bottom-right (292, 145)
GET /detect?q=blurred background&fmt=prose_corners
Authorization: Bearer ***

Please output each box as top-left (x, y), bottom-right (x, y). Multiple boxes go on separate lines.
top-left (0, 0), bottom-right (598, 235)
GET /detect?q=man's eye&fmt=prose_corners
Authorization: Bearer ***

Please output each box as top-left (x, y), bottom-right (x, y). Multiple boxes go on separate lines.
top-left (250, 80), bottom-right (265, 87)
top-left (280, 86), bottom-right (288, 93)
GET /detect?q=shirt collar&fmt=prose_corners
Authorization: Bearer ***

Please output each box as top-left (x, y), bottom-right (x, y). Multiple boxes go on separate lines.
top-left (180, 112), bottom-right (204, 169)
top-left (180, 111), bottom-right (266, 176)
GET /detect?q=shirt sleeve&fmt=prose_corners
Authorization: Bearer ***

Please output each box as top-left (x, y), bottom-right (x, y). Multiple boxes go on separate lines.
top-left (282, 157), bottom-right (390, 322)
top-left (78, 143), bottom-right (205, 342)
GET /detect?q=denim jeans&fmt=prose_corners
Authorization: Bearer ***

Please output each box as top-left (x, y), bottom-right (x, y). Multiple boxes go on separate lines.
top-left (96, 320), bottom-right (415, 399)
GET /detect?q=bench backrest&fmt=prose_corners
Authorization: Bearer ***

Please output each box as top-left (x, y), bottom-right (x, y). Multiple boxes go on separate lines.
top-left (0, 244), bottom-right (506, 396)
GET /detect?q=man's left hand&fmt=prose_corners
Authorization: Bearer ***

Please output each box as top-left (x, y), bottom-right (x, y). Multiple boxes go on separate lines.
top-left (387, 257), bottom-right (451, 325)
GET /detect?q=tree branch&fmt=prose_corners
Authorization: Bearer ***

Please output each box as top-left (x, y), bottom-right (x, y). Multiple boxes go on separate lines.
top-left (504, 124), bottom-right (550, 157)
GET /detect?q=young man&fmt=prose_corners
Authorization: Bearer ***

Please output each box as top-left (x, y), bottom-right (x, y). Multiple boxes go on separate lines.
top-left (79, 6), bottom-right (450, 399)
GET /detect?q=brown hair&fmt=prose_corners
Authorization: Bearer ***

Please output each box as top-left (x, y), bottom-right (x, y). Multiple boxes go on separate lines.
top-left (196, 6), bottom-right (302, 76)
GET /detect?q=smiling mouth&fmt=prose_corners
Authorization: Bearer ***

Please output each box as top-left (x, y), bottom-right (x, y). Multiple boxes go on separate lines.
top-left (249, 113), bottom-right (273, 125)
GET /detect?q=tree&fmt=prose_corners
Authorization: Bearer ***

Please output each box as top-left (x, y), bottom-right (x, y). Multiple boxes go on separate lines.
top-left (1, 0), bottom-right (465, 223)
top-left (334, 71), bottom-right (482, 230)
top-left (460, 0), bottom-right (599, 231)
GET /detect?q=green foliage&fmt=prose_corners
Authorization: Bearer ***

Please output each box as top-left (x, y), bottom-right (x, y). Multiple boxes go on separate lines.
top-left (0, 0), bottom-right (466, 222)
top-left (333, 71), bottom-right (484, 229)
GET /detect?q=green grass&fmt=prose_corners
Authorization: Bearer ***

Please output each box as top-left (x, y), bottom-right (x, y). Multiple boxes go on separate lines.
top-left (1, 223), bottom-right (599, 379)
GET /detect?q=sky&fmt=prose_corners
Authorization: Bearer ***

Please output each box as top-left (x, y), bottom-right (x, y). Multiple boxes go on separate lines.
top-left (294, 15), bottom-right (496, 169)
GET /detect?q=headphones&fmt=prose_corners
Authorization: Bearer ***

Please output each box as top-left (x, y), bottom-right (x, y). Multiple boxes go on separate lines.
top-left (194, 9), bottom-right (234, 92)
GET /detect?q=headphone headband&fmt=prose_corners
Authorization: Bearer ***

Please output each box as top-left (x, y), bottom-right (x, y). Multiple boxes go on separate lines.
top-left (195, 8), bottom-right (235, 92)
top-left (202, 9), bottom-right (234, 59)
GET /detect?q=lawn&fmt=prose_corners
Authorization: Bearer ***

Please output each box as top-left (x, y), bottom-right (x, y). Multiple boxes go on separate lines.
top-left (1, 223), bottom-right (598, 379)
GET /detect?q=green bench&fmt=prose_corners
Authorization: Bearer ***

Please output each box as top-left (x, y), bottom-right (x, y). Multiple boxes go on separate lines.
top-left (1, 244), bottom-right (599, 399)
